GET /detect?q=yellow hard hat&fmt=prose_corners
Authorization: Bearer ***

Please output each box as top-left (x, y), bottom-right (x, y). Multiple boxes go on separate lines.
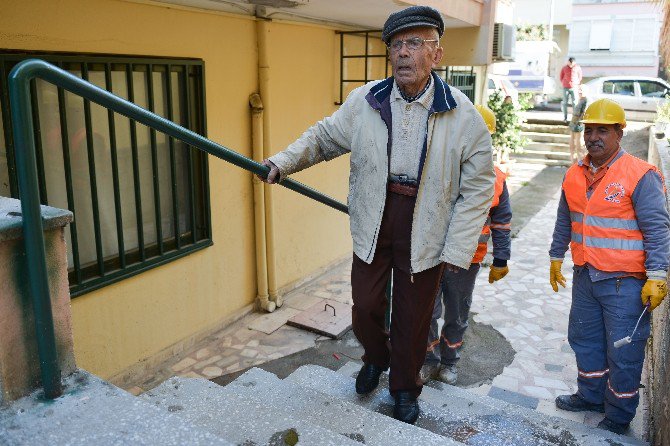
top-left (475, 104), bottom-right (496, 134)
top-left (581, 98), bottom-right (627, 128)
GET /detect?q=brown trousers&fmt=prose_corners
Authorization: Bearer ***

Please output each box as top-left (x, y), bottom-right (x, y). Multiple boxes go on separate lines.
top-left (351, 190), bottom-right (444, 398)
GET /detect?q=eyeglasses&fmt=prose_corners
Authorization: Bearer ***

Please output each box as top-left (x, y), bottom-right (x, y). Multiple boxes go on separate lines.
top-left (387, 37), bottom-right (439, 52)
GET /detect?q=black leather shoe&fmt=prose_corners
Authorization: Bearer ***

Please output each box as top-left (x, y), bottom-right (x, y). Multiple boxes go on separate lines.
top-left (555, 394), bottom-right (605, 413)
top-left (393, 391), bottom-right (420, 424)
top-left (597, 417), bottom-right (629, 435)
top-left (355, 363), bottom-right (384, 394)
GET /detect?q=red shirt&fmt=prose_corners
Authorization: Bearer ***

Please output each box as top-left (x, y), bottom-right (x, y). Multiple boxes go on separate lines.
top-left (560, 64), bottom-right (582, 88)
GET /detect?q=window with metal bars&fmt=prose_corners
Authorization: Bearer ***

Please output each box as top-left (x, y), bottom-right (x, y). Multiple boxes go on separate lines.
top-left (0, 53), bottom-right (212, 297)
top-left (434, 66), bottom-right (477, 103)
top-left (335, 31), bottom-right (477, 105)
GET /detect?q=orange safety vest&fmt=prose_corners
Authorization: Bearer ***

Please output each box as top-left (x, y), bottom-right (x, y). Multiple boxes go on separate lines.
top-left (472, 167), bottom-right (507, 264)
top-left (563, 152), bottom-right (661, 273)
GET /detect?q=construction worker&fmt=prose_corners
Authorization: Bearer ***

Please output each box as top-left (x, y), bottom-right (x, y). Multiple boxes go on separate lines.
top-left (421, 104), bottom-right (512, 385)
top-left (549, 98), bottom-right (669, 435)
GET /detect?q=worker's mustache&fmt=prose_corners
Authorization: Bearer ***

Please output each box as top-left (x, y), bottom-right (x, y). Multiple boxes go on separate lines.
top-left (586, 141), bottom-right (605, 149)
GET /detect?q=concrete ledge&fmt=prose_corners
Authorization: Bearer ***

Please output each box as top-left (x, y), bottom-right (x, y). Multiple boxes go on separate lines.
top-left (646, 133), bottom-right (670, 445)
top-left (0, 196), bottom-right (75, 403)
top-left (0, 197), bottom-right (73, 243)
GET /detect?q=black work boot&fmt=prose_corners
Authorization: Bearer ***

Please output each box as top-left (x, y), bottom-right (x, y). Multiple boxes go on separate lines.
top-left (597, 417), bottom-right (630, 435)
top-left (355, 363), bottom-right (384, 394)
top-left (393, 391), bottom-right (420, 424)
top-left (555, 394), bottom-right (605, 413)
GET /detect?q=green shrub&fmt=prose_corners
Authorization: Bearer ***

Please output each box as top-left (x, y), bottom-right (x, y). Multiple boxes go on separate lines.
top-left (487, 89), bottom-right (528, 153)
top-left (656, 99), bottom-right (670, 123)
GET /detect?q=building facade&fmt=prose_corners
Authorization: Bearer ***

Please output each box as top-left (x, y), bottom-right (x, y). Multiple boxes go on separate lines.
top-left (568, 0), bottom-right (663, 78)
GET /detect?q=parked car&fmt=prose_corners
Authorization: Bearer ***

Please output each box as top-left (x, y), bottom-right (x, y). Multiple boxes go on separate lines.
top-left (487, 74), bottom-right (519, 105)
top-left (582, 76), bottom-right (670, 120)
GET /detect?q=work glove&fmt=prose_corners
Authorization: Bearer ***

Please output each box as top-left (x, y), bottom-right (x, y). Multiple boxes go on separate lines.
top-left (641, 279), bottom-right (668, 311)
top-left (550, 260), bottom-right (566, 292)
top-left (489, 266), bottom-right (509, 283)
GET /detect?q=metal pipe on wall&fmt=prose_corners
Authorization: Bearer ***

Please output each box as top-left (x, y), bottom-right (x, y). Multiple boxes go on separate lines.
top-left (257, 19), bottom-right (282, 309)
top-left (249, 93), bottom-right (275, 313)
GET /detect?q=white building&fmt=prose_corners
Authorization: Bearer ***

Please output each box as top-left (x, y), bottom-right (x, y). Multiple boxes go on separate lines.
top-left (568, 0), bottom-right (663, 78)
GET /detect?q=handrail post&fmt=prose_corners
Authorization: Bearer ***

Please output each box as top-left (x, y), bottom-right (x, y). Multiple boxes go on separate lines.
top-left (8, 64), bottom-right (62, 399)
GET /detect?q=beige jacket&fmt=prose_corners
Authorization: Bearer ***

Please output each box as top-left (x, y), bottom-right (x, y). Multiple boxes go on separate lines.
top-left (269, 73), bottom-right (495, 272)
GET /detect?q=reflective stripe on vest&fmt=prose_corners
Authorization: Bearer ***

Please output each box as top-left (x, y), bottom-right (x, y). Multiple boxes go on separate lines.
top-left (472, 167), bottom-right (507, 264)
top-left (563, 152), bottom-right (662, 273)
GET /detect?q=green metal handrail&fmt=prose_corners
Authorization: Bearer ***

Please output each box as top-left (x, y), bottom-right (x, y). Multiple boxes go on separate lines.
top-left (8, 58), bottom-right (348, 399)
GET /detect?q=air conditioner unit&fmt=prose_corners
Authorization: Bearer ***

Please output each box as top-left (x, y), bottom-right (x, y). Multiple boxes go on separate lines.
top-left (492, 23), bottom-right (515, 61)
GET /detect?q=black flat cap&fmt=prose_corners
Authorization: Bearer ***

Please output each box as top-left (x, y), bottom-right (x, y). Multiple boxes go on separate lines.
top-left (381, 6), bottom-right (444, 44)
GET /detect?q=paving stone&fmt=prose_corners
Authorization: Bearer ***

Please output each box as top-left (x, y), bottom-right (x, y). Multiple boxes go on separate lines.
top-left (247, 307), bottom-right (301, 334)
top-left (544, 364), bottom-right (564, 372)
top-left (533, 376), bottom-right (570, 390)
top-left (201, 366), bottom-right (223, 378)
top-left (195, 348), bottom-right (210, 359)
top-left (522, 385), bottom-right (555, 400)
top-left (488, 386), bottom-right (539, 410)
top-left (492, 374), bottom-right (519, 392)
top-left (171, 357), bottom-right (197, 372)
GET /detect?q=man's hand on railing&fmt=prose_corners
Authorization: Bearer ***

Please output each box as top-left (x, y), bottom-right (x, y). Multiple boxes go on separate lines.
top-left (258, 159), bottom-right (280, 184)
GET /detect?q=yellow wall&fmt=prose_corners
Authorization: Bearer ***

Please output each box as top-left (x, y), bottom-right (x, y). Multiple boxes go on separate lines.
top-left (260, 22), bottom-right (352, 288)
top-left (0, 0), bottom-right (351, 378)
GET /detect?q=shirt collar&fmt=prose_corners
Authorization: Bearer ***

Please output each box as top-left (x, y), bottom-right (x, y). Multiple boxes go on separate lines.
top-left (391, 77), bottom-right (434, 111)
top-left (580, 149), bottom-right (624, 171)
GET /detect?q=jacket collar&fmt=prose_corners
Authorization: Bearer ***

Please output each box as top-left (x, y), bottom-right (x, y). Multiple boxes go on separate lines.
top-left (366, 71), bottom-right (458, 113)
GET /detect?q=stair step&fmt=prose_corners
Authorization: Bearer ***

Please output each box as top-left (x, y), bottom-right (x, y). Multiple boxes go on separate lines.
top-left (141, 375), bottom-right (358, 446)
top-left (335, 361), bottom-right (646, 446)
top-left (517, 149), bottom-right (571, 159)
top-left (521, 124), bottom-right (571, 135)
top-left (524, 142), bottom-right (570, 153)
top-left (215, 367), bottom-right (451, 445)
top-left (525, 118), bottom-right (571, 127)
top-left (288, 364), bottom-right (555, 446)
top-left (508, 156), bottom-right (573, 167)
top-left (0, 370), bottom-right (230, 446)
top-left (521, 132), bottom-right (571, 144)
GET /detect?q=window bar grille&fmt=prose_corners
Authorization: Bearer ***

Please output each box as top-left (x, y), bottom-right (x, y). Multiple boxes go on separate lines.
top-left (183, 67), bottom-right (197, 245)
top-left (81, 63), bottom-right (105, 277)
top-left (146, 64), bottom-right (164, 256)
top-left (339, 32), bottom-right (344, 110)
top-left (55, 62), bottom-right (82, 285)
top-left (29, 80), bottom-right (48, 204)
top-left (165, 65), bottom-right (181, 250)
top-left (198, 66), bottom-right (212, 239)
top-left (336, 30), bottom-right (389, 105)
top-left (0, 62), bottom-right (19, 197)
top-left (126, 64), bottom-right (146, 262)
top-left (104, 63), bottom-right (126, 269)
top-left (364, 32), bottom-right (369, 85)
top-left (199, 66), bottom-right (212, 240)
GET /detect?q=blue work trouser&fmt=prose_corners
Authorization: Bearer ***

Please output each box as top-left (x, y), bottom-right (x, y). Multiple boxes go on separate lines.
top-left (425, 263), bottom-right (480, 366)
top-left (562, 87), bottom-right (576, 120)
top-left (568, 268), bottom-right (649, 425)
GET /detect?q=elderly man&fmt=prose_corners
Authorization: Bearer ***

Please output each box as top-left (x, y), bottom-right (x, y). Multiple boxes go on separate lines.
top-left (549, 99), bottom-right (669, 435)
top-left (261, 5), bottom-right (494, 424)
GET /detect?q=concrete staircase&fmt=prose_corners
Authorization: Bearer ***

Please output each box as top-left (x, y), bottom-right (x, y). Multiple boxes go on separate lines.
top-left (512, 119), bottom-right (573, 167)
top-left (2, 362), bottom-right (646, 445)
